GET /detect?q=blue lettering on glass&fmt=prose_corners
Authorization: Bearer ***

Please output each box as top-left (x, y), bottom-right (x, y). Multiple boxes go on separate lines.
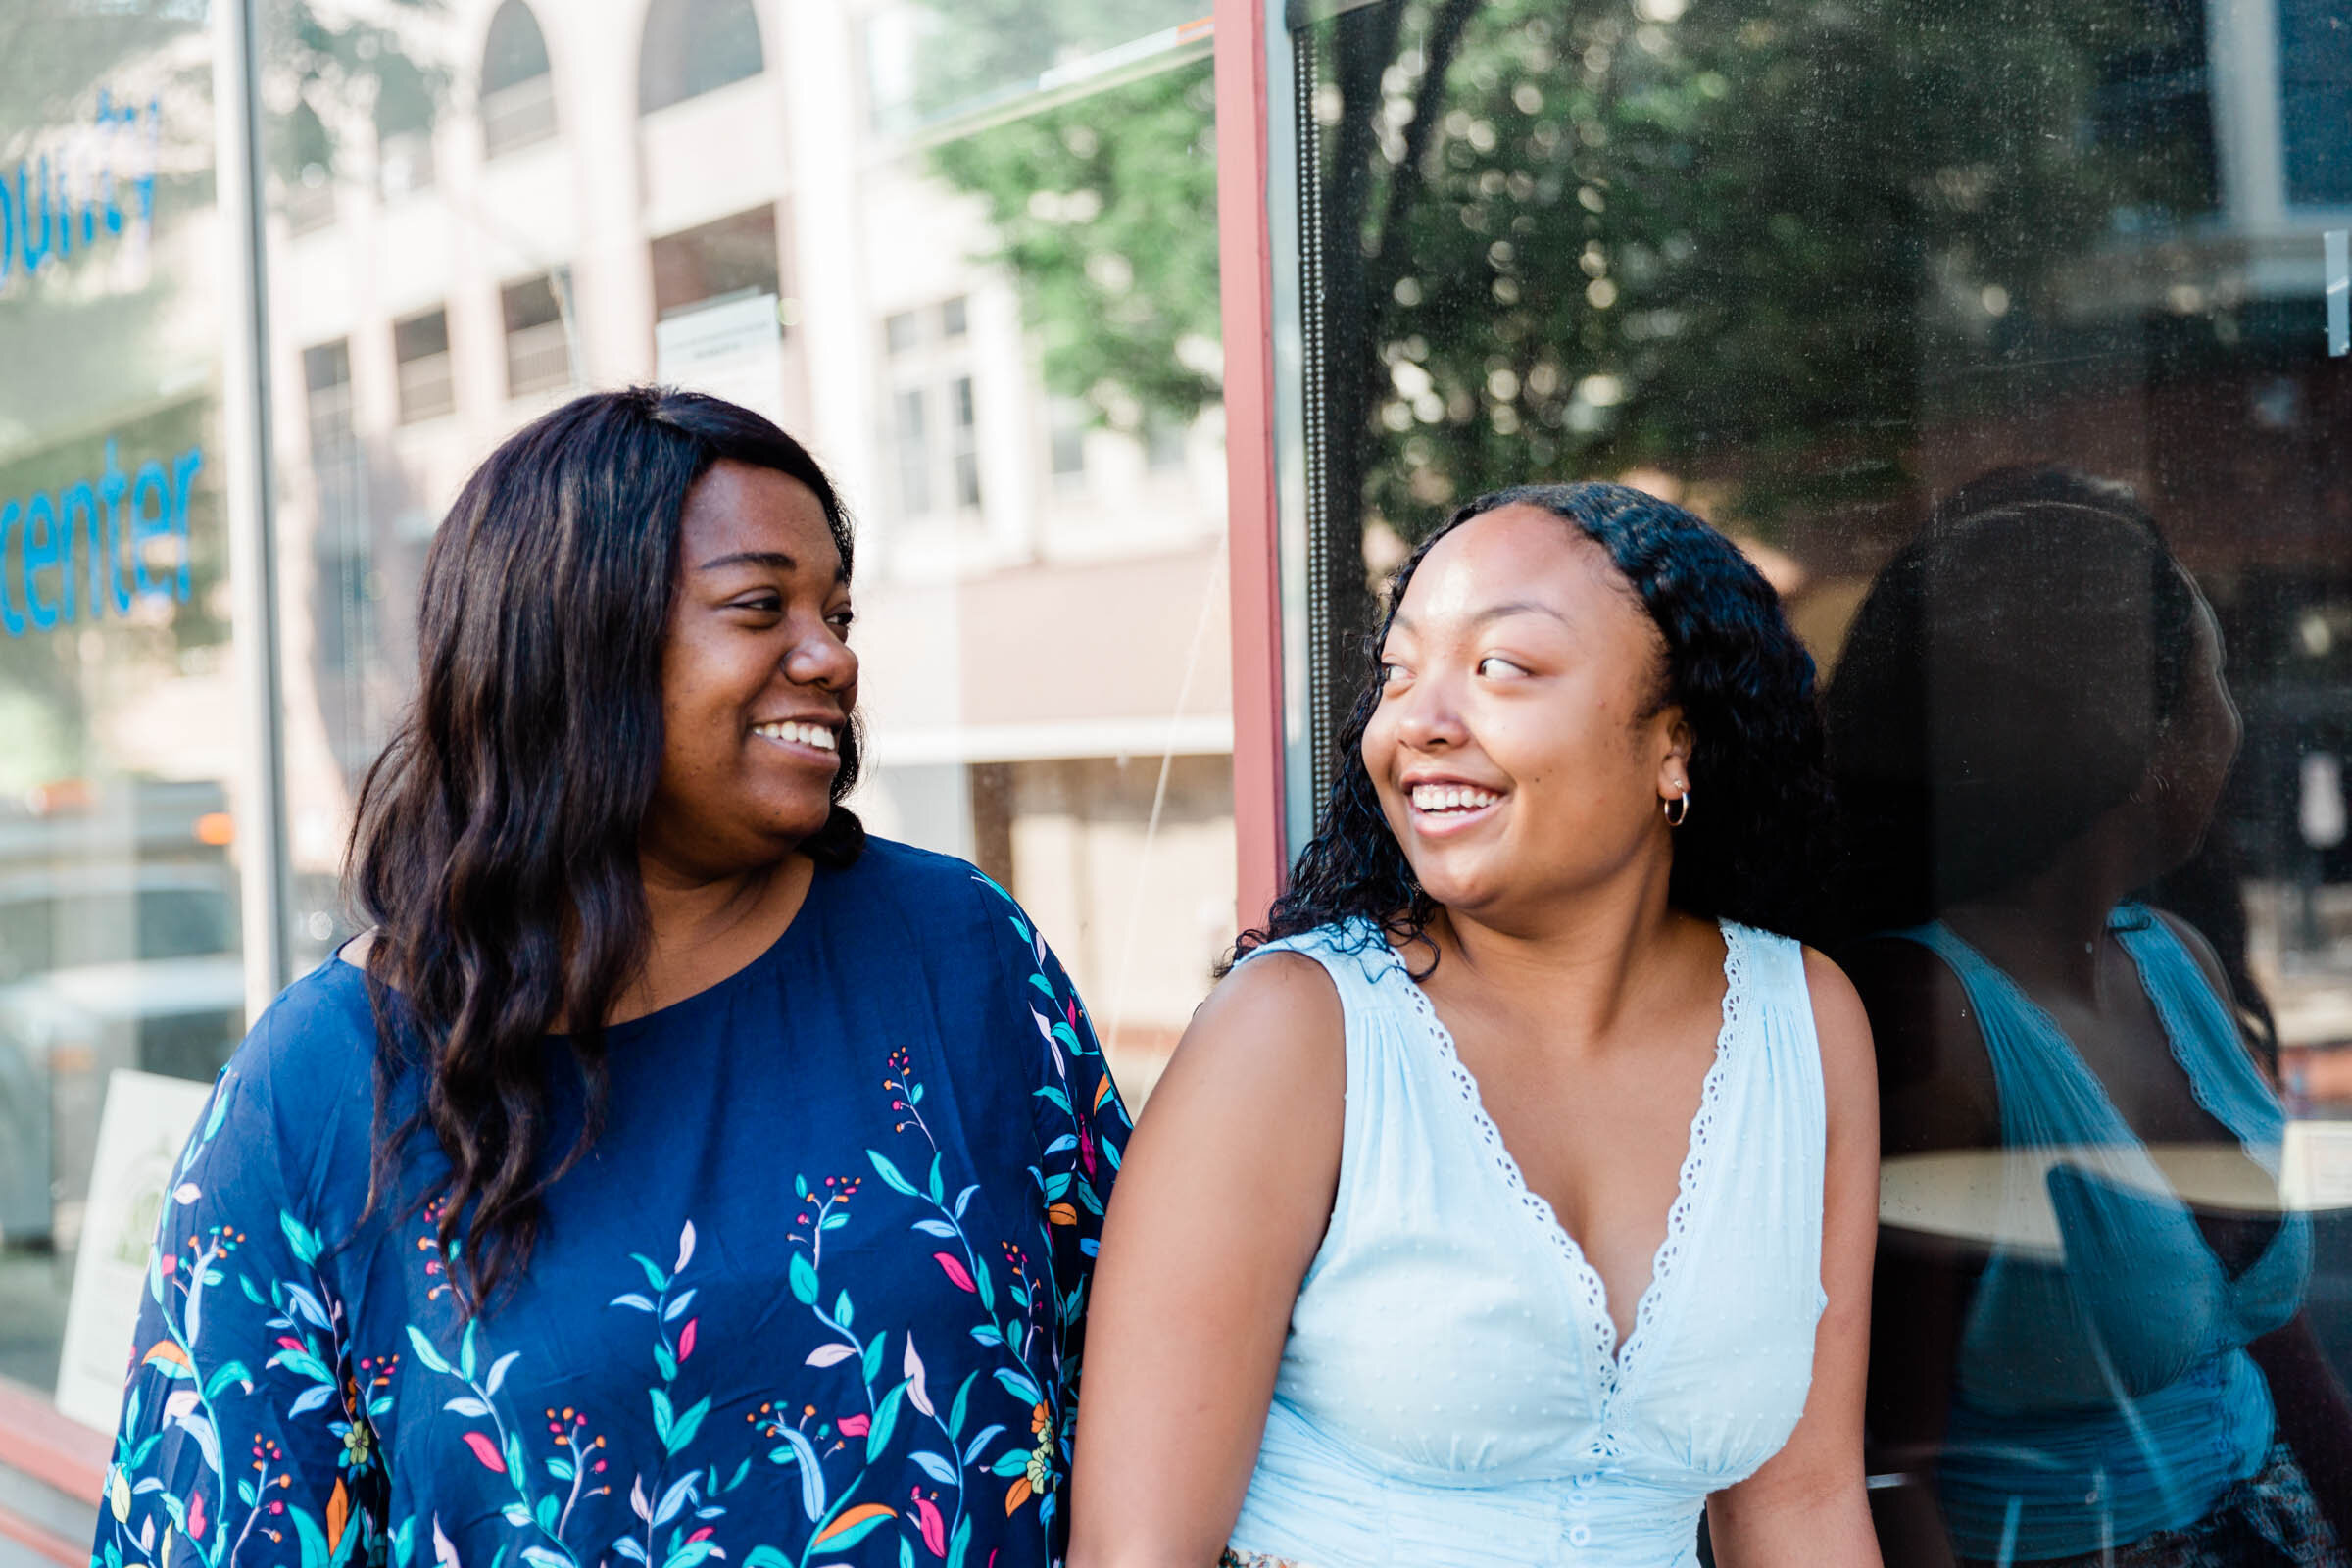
top-left (0, 93), bottom-right (157, 293)
top-left (24, 491), bottom-right (63, 628)
top-left (0, 500), bottom-right (22, 637)
top-left (0, 441), bottom-right (200, 639)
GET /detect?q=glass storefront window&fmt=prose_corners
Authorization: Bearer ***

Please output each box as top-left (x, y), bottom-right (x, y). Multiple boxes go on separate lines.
top-left (251, 0), bottom-right (1233, 1133)
top-left (1279, 0), bottom-right (2352, 1554)
top-left (0, 0), bottom-right (240, 1429)
top-left (0, 0), bottom-right (1239, 1524)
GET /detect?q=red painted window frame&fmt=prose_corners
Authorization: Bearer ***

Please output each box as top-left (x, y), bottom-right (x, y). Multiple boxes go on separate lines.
top-left (1215, 0), bottom-right (1289, 932)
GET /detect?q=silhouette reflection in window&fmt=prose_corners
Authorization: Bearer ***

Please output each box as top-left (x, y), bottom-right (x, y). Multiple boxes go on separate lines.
top-left (1827, 470), bottom-right (2352, 1566)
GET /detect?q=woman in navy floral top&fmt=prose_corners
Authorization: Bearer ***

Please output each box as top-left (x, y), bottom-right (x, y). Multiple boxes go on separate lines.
top-left (91, 390), bottom-right (1126, 1568)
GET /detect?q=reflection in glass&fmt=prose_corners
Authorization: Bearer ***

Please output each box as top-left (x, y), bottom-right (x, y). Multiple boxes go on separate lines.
top-left (1828, 485), bottom-right (2352, 1562)
top-left (0, 2), bottom-right (237, 1396)
top-left (250, 0), bottom-right (1235, 1111)
top-left (1282, 0), bottom-right (2352, 1560)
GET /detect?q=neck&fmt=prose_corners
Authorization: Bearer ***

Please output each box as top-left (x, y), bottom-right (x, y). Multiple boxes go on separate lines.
top-left (613, 847), bottom-right (811, 1024)
top-left (1940, 826), bottom-right (2144, 1000)
top-left (640, 853), bottom-right (790, 947)
top-left (1432, 846), bottom-right (1694, 1050)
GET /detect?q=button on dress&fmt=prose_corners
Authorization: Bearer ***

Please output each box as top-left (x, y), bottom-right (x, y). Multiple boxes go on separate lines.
top-left (91, 839), bottom-right (1128, 1568)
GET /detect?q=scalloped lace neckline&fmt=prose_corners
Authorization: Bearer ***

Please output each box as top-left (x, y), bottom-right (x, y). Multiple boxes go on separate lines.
top-left (1373, 920), bottom-right (1749, 1406)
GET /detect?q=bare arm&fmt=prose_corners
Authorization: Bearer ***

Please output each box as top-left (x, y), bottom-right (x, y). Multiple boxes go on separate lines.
top-left (1067, 954), bottom-right (1347, 1568)
top-left (1708, 950), bottom-right (1884, 1568)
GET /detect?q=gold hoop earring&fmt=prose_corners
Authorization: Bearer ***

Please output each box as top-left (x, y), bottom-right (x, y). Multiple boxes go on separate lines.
top-left (1664, 788), bottom-right (1690, 828)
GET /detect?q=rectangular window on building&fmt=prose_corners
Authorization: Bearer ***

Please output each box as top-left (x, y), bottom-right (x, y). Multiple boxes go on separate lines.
top-left (1144, 411), bottom-right (1187, 471)
top-left (1049, 398), bottom-right (1089, 490)
top-left (651, 205), bottom-right (783, 321)
top-left (392, 307), bottom-right (455, 424)
top-left (884, 309), bottom-right (922, 357)
top-left (303, 339), bottom-right (353, 451)
top-left (894, 386), bottom-right (932, 515)
top-left (951, 373), bottom-right (981, 508)
top-left (501, 272), bottom-right (572, 398)
top-left (880, 302), bottom-right (982, 519)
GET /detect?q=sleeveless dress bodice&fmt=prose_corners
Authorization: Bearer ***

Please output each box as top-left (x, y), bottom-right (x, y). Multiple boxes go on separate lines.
top-left (1227, 918), bottom-right (1830, 1568)
top-left (1885, 907), bottom-right (2308, 1561)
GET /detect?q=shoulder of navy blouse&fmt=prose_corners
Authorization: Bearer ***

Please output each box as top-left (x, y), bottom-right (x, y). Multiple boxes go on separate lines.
top-left (92, 836), bottom-right (1130, 1568)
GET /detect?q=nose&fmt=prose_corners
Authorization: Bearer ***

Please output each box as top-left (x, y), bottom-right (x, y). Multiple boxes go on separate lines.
top-left (1394, 674), bottom-right (1468, 753)
top-left (785, 620), bottom-right (858, 695)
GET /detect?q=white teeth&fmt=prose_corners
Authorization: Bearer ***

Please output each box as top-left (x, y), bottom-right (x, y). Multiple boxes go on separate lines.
top-left (1410, 783), bottom-right (1498, 812)
top-left (756, 720), bottom-right (837, 752)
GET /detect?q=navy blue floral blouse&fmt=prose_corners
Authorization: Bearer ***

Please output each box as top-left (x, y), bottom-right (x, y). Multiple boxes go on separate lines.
top-left (91, 840), bottom-right (1128, 1568)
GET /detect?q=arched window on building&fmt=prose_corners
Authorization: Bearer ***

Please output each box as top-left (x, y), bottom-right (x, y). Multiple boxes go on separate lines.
top-left (480, 0), bottom-right (557, 158)
top-left (638, 0), bottom-right (765, 116)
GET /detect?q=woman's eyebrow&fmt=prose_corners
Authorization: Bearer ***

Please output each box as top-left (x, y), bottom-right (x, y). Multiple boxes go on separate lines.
top-left (697, 550), bottom-right (799, 573)
top-left (1471, 599), bottom-right (1571, 627)
top-left (695, 551), bottom-right (850, 585)
top-left (1394, 601), bottom-right (1570, 634)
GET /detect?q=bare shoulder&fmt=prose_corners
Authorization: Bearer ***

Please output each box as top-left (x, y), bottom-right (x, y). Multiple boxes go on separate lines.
top-left (1800, 946), bottom-right (1880, 1116)
top-left (1147, 948), bottom-right (1347, 1119)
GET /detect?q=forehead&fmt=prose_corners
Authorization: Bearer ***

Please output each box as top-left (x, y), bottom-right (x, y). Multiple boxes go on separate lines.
top-left (1396, 504), bottom-right (1633, 624)
top-left (679, 461), bottom-right (841, 572)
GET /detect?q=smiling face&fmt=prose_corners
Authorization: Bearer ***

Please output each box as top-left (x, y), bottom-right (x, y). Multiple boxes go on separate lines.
top-left (1362, 504), bottom-right (1691, 926)
top-left (641, 460), bottom-right (858, 879)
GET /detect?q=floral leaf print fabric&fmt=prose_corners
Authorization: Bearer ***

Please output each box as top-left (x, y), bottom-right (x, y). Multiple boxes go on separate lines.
top-left (92, 840), bottom-right (1131, 1568)
top-left (94, 1056), bottom-right (391, 1568)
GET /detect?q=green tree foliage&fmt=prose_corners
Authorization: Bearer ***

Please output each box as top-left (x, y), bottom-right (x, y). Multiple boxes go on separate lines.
top-left (931, 63), bottom-right (1223, 435)
top-left (924, 0), bottom-right (2213, 544)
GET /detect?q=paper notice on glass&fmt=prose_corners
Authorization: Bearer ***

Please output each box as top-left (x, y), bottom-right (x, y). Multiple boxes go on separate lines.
top-left (656, 293), bottom-right (785, 423)
top-left (54, 1069), bottom-right (215, 1433)
top-left (2279, 1118), bottom-right (2352, 1211)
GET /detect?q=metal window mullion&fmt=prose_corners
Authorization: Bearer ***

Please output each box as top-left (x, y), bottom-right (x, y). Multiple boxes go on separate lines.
top-left (214, 0), bottom-right (293, 1016)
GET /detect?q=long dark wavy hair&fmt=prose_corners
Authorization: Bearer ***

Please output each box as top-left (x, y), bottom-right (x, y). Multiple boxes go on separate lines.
top-left (347, 388), bottom-right (864, 1311)
top-left (1236, 482), bottom-right (1832, 971)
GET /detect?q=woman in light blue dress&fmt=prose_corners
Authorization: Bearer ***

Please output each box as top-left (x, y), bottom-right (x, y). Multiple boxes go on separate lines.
top-left (1068, 484), bottom-right (1883, 1567)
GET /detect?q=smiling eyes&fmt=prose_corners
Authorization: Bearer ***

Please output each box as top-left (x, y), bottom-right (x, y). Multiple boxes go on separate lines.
top-left (1379, 654), bottom-right (1530, 685)
top-left (727, 593), bottom-right (857, 634)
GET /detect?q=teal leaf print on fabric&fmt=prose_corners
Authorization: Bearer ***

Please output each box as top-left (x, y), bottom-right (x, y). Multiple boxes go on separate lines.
top-left (97, 844), bottom-right (1130, 1568)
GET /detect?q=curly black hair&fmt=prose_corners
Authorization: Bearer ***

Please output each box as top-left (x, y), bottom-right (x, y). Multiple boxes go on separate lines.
top-left (1234, 482), bottom-right (1833, 973)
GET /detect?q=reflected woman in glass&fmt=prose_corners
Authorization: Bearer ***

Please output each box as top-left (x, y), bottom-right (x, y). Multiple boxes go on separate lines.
top-left (93, 390), bottom-right (1125, 1568)
top-left (1829, 479), bottom-right (2352, 1566)
top-left (1071, 483), bottom-right (1883, 1567)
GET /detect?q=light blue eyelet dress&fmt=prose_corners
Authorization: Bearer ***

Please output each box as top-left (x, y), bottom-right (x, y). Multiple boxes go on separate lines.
top-left (1226, 917), bottom-right (1831, 1568)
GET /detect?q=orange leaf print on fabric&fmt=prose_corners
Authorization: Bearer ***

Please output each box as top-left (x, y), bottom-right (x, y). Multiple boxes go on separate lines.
top-left (810, 1503), bottom-right (896, 1546)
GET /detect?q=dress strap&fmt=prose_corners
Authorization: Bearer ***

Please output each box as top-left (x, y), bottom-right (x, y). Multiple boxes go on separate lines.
top-left (2111, 906), bottom-right (2284, 1156)
top-left (1876, 920), bottom-right (2131, 1150)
